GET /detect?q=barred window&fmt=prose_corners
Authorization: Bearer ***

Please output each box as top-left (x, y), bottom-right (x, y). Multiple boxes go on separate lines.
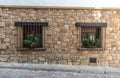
top-left (75, 23), bottom-right (107, 50)
top-left (81, 27), bottom-right (101, 48)
top-left (15, 22), bottom-right (48, 50)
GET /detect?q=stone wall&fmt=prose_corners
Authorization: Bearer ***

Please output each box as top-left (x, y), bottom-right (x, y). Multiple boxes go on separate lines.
top-left (0, 7), bottom-right (120, 67)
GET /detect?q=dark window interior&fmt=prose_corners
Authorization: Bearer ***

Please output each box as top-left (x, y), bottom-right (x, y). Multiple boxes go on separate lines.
top-left (23, 26), bottom-right (43, 48)
top-left (81, 27), bottom-right (101, 48)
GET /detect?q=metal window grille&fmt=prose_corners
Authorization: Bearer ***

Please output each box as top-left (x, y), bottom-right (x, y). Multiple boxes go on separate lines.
top-left (81, 27), bottom-right (101, 48)
top-left (23, 26), bottom-right (43, 48)
top-left (75, 22), bottom-right (107, 50)
top-left (15, 22), bottom-right (48, 50)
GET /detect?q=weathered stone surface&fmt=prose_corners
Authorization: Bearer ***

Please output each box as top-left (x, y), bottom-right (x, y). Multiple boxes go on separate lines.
top-left (110, 22), bottom-right (118, 28)
top-left (79, 56), bottom-right (87, 60)
top-left (46, 39), bottom-right (52, 43)
top-left (0, 44), bottom-right (6, 49)
top-left (46, 31), bottom-right (52, 35)
top-left (19, 57), bottom-right (28, 63)
top-left (0, 8), bottom-right (2, 16)
top-left (47, 55), bottom-right (54, 61)
top-left (5, 19), bottom-right (13, 26)
top-left (4, 38), bottom-right (10, 43)
top-left (71, 56), bottom-right (78, 62)
top-left (0, 33), bottom-right (5, 38)
top-left (32, 60), bottom-right (39, 63)
top-left (58, 60), bottom-right (67, 64)
top-left (50, 61), bottom-right (57, 64)
top-left (9, 56), bottom-right (19, 62)
top-left (0, 22), bottom-right (5, 27)
top-left (39, 57), bottom-right (45, 62)
top-left (106, 56), bottom-right (113, 60)
top-left (72, 61), bottom-right (80, 65)
top-left (0, 8), bottom-right (120, 67)
top-left (54, 55), bottom-right (62, 60)
top-left (0, 55), bottom-right (9, 62)
top-left (81, 60), bottom-right (89, 65)
top-left (70, 26), bottom-right (77, 31)
top-left (63, 54), bottom-right (70, 60)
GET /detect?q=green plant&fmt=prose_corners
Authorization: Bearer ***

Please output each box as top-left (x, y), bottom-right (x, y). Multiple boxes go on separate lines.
top-left (82, 39), bottom-right (101, 48)
top-left (89, 39), bottom-right (96, 46)
top-left (82, 39), bottom-right (89, 47)
top-left (23, 34), bottom-right (39, 48)
top-left (95, 39), bottom-right (101, 47)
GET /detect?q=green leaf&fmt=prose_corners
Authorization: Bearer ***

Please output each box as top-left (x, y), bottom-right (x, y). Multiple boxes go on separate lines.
top-left (89, 39), bottom-right (95, 45)
top-left (24, 40), bottom-right (32, 45)
top-left (95, 39), bottom-right (101, 46)
top-left (23, 33), bottom-right (39, 48)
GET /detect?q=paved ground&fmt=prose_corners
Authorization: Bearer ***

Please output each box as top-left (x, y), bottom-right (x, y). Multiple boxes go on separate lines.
top-left (0, 68), bottom-right (120, 78)
top-left (0, 63), bottom-right (120, 78)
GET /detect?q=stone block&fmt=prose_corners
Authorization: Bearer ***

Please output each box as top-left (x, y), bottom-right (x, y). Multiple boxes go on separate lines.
top-left (39, 57), bottom-right (46, 62)
top-left (58, 60), bottom-right (67, 64)
top-left (0, 28), bottom-right (4, 33)
top-left (81, 60), bottom-right (89, 65)
top-left (70, 26), bottom-right (77, 32)
top-left (0, 22), bottom-right (5, 27)
top-left (54, 55), bottom-right (62, 60)
top-left (32, 60), bottom-right (39, 63)
top-left (12, 31), bottom-right (17, 35)
top-left (5, 19), bottom-right (13, 26)
top-left (0, 8), bottom-right (2, 16)
top-left (0, 33), bottom-right (5, 38)
top-left (0, 44), bottom-right (6, 49)
top-left (79, 56), bottom-right (87, 60)
top-left (9, 56), bottom-right (19, 62)
top-left (63, 54), bottom-right (70, 60)
top-left (46, 31), bottom-right (52, 35)
top-left (47, 55), bottom-right (54, 61)
top-left (71, 56), bottom-right (78, 62)
top-left (50, 61), bottom-right (57, 64)
top-left (46, 39), bottom-right (52, 44)
top-left (73, 31), bottom-right (78, 34)
top-left (0, 55), bottom-right (9, 62)
top-left (57, 41), bottom-right (61, 45)
top-left (68, 62), bottom-right (72, 65)
top-left (19, 57), bottom-right (28, 63)
top-left (101, 61), bottom-right (109, 66)
top-left (72, 61), bottom-right (80, 65)
top-left (4, 38), bottom-right (10, 43)
top-left (110, 22), bottom-right (118, 28)
top-left (106, 56), bottom-right (113, 60)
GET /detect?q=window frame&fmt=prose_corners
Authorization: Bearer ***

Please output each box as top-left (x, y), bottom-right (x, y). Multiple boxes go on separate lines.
top-left (75, 22), bottom-right (107, 51)
top-left (15, 22), bottom-right (48, 51)
top-left (81, 26), bottom-right (101, 48)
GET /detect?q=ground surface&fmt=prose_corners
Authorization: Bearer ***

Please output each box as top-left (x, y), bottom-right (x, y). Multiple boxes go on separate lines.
top-left (0, 68), bottom-right (120, 78)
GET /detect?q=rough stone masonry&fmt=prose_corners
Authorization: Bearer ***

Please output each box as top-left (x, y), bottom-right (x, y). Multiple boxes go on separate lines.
top-left (0, 7), bottom-right (120, 67)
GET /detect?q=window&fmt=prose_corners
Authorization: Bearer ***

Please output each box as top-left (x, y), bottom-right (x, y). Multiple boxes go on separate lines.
top-left (23, 26), bottom-right (43, 48)
top-left (81, 27), bottom-right (101, 48)
top-left (15, 22), bottom-right (48, 50)
top-left (75, 23), bottom-right (107, 50)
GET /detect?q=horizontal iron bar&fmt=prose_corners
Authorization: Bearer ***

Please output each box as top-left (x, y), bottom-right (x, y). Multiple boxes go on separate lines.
top-left (75, 23), bottom-right (107, 27)
top-left (15, 22), bottom-right (48, 26)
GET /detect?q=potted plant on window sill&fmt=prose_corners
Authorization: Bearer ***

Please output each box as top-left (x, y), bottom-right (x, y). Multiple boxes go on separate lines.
top-left (82, 39), bottom-right (101, 48)
top-left (23, 33), bottom-right (39, 49)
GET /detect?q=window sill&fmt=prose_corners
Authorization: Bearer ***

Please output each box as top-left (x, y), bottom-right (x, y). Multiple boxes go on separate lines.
top-left (77, 47), bottom-right (105, 51)
top-left (17, 48), bottom-right (46, 51)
